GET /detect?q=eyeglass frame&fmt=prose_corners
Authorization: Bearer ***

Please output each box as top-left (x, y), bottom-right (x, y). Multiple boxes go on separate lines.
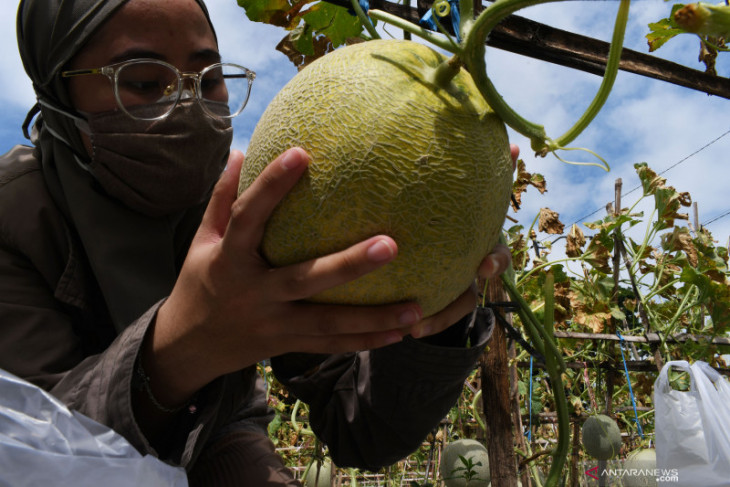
top-left (61, 58), bottom-right (256, 121)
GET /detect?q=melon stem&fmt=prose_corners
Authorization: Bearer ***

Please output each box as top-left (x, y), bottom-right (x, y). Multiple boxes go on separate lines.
top-left (461, 0), bottom-right (631, 157)
top-left (461, 0), bottom-right (559, 153)
top-left (432, 55), bottom-right (463, 88)
top-left (553, 0), bottom-right (630, 148)
top-left (350, 0), bottom-right (381, 39)
top-left (369, 0), bottom-right (630, 159)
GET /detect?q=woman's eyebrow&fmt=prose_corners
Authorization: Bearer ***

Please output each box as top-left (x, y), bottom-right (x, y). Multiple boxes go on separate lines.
top-left (190, 48), bottom-right (222, 65)
top-left (105, 48), bottom-right (222, 66)
top-left (108, 48), bottom-right (167, 64)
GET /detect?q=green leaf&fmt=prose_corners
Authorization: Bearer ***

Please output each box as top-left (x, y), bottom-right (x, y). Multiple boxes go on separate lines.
top-left (647, 17), bottom-right (685, 52)
top-left (291, 24), bottom-right (315, 55)
top-left (680, 265), bottom-right (730, 331)
top-left (302, 2), bottom-right (363, 47)
top-left (238, 0), bottom-right (364, 64)
top-left (655, 186), bottom-right (691, 230)
top-left (634, 162), bottom-right (666, 196)
top-left (551, 264), bottom-right (569, 284)
top-left (609, 305), bottom-right (627, 321)
top-left (646, 4), bottom-right (692, 52)
top-left (267, 411), bottom-right (283, 437)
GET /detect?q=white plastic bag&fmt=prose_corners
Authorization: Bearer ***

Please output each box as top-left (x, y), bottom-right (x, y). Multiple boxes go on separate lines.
top-left (0, 368), bottom-right (188, 487)
top-left (654, 360), bottom-right (730, 487)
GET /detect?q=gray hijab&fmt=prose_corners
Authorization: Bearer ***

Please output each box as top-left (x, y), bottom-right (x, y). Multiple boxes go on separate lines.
top-left (16, 0), bottom-right (219, 332)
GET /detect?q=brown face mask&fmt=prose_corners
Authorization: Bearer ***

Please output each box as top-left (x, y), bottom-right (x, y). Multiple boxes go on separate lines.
top-left (77, 99), bottom-right (233, 217)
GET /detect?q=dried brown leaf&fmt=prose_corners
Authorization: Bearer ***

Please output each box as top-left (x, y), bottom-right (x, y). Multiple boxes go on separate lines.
top-left (510, 231), bottom-right (528, 271)
top-left (662, 226), bottom-right (699, 267)
top-left (584, 237), bottom-right (612, 274)
top-left (511, 159), bottom-right (546, 211)
top-left (566, 224), bottom-right (586, 258)
top-left (699, 38), bottom-right (719, 76)
top-left (538, 208), bottom-right (565, 235)
top-left (574, 311), bottom-right (611, 333)
top-left (553, 282), bottom-right (573, 325)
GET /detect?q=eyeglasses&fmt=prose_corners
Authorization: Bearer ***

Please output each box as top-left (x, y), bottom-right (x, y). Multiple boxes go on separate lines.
top-left (62, 58), bottom-right (256, 121)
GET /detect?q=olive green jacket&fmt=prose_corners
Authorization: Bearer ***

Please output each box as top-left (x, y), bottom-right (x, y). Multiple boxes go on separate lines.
top-left (0, 144), bottom-right (493, 484)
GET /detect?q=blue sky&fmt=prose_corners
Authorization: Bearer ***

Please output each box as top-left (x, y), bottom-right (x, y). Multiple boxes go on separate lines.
top-left (2, 0), bottom-right (730, 258)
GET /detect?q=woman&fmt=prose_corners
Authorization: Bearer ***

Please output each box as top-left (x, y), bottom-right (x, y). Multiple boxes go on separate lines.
top-left (1, 0), bottom-right (515, 485)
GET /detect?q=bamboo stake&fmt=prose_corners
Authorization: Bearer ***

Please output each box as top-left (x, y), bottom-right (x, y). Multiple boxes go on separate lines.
top-left (598, 179), bottom-right (623, 487)
top-left (551, 330), bottom-right (730, 346)
top-left (570, 419), bottom-right (581, 487)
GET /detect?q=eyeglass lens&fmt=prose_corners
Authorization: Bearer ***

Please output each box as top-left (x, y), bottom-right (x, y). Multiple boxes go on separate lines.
top-left (116, 61), bottom-right (252, 120)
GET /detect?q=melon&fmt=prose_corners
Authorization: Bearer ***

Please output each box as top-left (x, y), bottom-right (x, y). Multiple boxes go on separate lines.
top-left (623, 448), bottom-right (657, 487)
top-left (581, 414), bottom-right (622, 460)
top-left (440, 438), bottom-right (491, 487)
top-left (303, 458), bottom-right (332, 487)
top-left (239, 39), bottom-right (513, 317)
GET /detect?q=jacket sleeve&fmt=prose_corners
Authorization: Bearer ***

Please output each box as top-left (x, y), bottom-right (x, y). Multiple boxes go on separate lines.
top-left (271, 308), bottom-right (494, 471)
top-left (0, 239), bottom-right (276, 471)
top-left (0, 155), bottom-right (273, 471)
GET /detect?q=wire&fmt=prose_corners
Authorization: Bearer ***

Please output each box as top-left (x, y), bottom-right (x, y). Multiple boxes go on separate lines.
top-left (703, 208), bottom-right (730, 226)
top-left (548, 127), bottom-right (730, 237)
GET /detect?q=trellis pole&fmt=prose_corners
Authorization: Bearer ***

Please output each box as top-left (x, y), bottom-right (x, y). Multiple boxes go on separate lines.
top-left (481, 278), bottom-right (520, 487)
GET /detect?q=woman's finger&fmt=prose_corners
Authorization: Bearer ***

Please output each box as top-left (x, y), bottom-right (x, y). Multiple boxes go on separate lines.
top-left (269, 235), bottom-right (400, 301)
top-left (477, 243), bottom-right (512, 279)
top-left (223, 147), bottom-right (310, 252)
top-left (510, 143), bottom-right (520, 168)
top-left (195, 150), bottom-right (244, 244)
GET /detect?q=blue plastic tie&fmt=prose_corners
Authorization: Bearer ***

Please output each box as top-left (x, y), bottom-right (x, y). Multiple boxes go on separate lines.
top-left (617, 331), bottom-right (644, 438)
top-left (419, 0), bottom-right (462, 42)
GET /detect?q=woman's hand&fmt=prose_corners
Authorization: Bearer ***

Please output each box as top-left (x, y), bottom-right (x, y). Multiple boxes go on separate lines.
top-left (147, 148), bottom-right (422, 406)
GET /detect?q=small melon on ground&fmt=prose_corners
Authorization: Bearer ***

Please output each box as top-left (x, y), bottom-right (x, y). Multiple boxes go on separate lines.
top-left (581, 414), bottom-right (622, 460)
top-left (303, 458), bottom-right (332, 487)
top-left (623, 448), bottom-right (657, 487)
top-left (440, 438), bottom-right (491, 487)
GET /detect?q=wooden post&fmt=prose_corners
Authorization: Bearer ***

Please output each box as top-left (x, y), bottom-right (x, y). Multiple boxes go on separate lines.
top-left (570, 419), bottom-right (581, 487)
top-left (604, 179), bottom-right (621, 416)
top-left (599, 179), bottom-right (623, 487)
top-left (692, 201), bottom-right (706, 345)
top-left (481, 278), bottom-right (519, 487)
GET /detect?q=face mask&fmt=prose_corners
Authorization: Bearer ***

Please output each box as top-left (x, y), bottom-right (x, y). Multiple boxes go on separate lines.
top-left (77, 99), bottom-right (233, 217)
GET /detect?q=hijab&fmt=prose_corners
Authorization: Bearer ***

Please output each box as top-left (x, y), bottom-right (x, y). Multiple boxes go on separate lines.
top-left (16, 0), bottom-right (220, 332)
